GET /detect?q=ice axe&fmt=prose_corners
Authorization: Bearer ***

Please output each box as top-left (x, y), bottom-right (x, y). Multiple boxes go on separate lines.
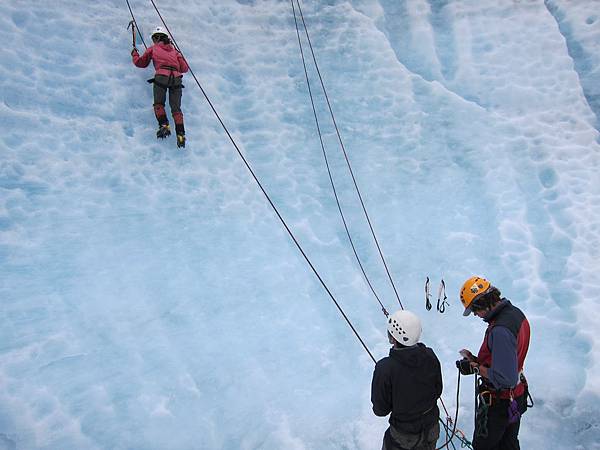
top-left (127, 20), bottom-right (137, 52)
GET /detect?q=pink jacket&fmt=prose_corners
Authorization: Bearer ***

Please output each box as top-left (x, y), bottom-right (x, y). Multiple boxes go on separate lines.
top-left (132, 42), bottom-right (189, 78)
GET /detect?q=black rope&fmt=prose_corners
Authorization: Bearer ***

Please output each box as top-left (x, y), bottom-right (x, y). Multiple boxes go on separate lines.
top-left (125, 0), bottom-right (147, 50)
top-left (294, 0), bottom-right (404, 310)
top-left (144, 0), bottom-right (376, 364)
top-left (290, 0), bottom-right (388, 318)
top-left (474, 376), bottom-right (478, 431)
top-left (435, 372), bottom-right (472, 450)
top-left (474, 376), bottom-right (490, 439)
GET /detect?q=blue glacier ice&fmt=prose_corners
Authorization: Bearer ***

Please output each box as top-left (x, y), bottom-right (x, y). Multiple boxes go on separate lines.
top-left (1, 0), bottom-right (600, 449)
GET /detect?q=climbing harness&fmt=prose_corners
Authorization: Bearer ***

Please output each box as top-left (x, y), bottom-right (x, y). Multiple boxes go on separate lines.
top-left (473, 374), bottom-right (534, 440)
top-left (147, 77), bottom-right (183, 89)
top-left (147, 66), bottom-right (185, 90)
top-left (472, 370), bottom-right (535, 442)
top-left (437, 279), bottom-right (449, 313)
top-left (290, 0), bottom-right (403, 312)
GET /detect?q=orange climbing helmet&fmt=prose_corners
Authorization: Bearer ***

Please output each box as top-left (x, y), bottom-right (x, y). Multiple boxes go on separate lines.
top-left (460, 276), bottom-right (492, 316)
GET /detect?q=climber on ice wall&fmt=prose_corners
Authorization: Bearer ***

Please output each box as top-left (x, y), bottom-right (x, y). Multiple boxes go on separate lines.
top-left (131, 26), bottom-right (189, 148)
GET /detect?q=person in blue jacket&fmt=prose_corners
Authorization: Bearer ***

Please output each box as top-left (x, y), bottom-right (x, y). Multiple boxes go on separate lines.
top-left (371, 310), bottom-right (442, 450)
top-left (458, 276), bottom-right (531, 450)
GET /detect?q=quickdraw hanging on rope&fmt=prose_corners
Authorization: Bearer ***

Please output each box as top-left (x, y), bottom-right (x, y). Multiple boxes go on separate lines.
top-left (425, 277), bottom-right (449, 313)
top-left (425, 277), bottom-right (432, 311)
top-left (437, 279), bottom-right (449, 313)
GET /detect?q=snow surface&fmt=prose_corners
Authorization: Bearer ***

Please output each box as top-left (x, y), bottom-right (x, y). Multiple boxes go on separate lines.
top-left (1, 0), bottom-right (600, 449)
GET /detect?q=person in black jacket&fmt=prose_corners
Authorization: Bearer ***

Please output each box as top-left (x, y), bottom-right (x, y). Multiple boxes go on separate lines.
top-left (371, 310), bottom-right (443, 450)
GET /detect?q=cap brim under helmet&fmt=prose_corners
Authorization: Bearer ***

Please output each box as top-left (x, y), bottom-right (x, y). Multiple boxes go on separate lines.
top-left (463, 286), bottom-right (492, 316)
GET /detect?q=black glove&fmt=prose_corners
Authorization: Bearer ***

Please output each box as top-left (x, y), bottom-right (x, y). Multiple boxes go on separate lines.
top-left (456, 358), bottom-right (475, 375)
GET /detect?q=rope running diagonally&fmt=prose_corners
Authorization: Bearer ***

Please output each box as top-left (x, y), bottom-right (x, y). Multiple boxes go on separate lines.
top-left (290, 0), bottom-right (389, 318)
top-left (293, 0), bottom-right (404, 310)
top-left (138, 0), bottom-right (376, 363)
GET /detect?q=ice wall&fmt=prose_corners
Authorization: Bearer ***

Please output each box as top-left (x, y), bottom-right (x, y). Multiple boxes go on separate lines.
top-left (1, 0), bottom-right (599, 449)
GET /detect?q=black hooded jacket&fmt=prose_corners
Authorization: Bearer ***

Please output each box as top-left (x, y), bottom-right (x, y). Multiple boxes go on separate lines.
top-left (371, 343), bottom-right (443, 433)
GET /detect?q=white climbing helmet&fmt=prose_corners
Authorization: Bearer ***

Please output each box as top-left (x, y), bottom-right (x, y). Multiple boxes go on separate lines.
top-left (387, 310), bottom-right (422, 346)
top-left (150, 26), bottom-right (168, 39)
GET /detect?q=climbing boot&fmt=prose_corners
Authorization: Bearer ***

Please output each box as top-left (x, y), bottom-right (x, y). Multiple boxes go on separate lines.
top-left (157, 124), bottom-right (171, 139)
top-left (176, 134), bottom-right (186, 148)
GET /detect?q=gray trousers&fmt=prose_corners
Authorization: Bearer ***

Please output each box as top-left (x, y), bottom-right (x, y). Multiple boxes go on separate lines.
top-left (382, 421), bottom-right (440, 450)
top-left (153, 74), bottom-right (183, 114)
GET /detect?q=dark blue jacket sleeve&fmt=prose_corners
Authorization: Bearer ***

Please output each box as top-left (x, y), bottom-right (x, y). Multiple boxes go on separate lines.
top-left (487, 326), bottom-right (519, 389)
top-left (371, 362), bottom-right (392, 417)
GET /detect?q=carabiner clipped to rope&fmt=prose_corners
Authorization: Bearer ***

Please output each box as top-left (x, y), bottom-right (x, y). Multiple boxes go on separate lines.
top-left (425, 277), bottom-right (432, 311)
top-left (437, 279), bottom-right (449, 313)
